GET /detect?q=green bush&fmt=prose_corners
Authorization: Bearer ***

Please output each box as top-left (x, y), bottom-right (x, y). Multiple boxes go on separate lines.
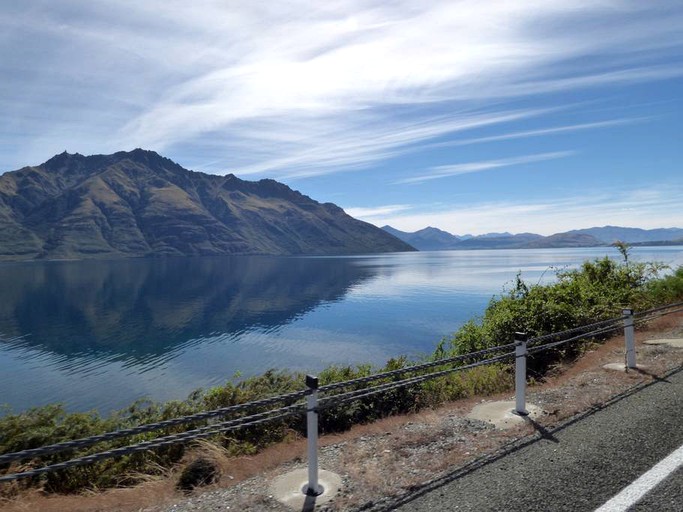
top-left (648, 266), bottom-right (683, 303)
top-left (446, 258), bottom-right (668, 357)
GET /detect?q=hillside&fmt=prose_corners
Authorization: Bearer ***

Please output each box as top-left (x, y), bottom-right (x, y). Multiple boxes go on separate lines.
top-left (383, 225), bottom-right (682, 251)
top-left (381, 225), bottom-right (462, 250)
top-left (455, 232), bottom-right (544, 249)
top-left (523, 232), bottom-right (603, 248)
top-left (0, 149), bottom-right (414, 260)
top-left (566, 226), bottom-right (683, 244)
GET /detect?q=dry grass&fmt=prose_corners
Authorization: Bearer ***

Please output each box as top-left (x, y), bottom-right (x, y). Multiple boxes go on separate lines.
top-left (2, 312), bottom-right (682, 512)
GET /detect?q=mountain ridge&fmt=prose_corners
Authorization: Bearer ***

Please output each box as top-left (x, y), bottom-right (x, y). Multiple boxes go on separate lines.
top-left (0, 149), bottom-right (414, 260)
top-left (383, 225), bottom-right (683, 251)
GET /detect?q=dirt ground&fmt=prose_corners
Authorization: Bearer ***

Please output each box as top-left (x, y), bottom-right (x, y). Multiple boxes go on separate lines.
top-left (2, 312), bottom-right (682, 512)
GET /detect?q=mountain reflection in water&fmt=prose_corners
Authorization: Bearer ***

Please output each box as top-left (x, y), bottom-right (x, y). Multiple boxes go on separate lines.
top-left (2, 247), bottom-right (681, 414)
top-left (0, 256), bottom-right (373, 359)
top-left (0, 255), bottom-right (388, 413)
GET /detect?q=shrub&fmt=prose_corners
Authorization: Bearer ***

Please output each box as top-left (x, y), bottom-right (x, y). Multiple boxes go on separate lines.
top-left (446, 257), bottom-right (666, 357)
top-left (648, 266), bottom-right (683, 303)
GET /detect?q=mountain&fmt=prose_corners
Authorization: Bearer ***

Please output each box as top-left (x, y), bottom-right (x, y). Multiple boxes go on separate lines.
top-left (473, 232), bottom-right (513, 239)
top-left (383, 223), bottom-right (683, 251)
top-left (523, 233), bottom-right (603, 248)
top-left (563, 226), bottom-right (683, 244)
top-left (0, 149), bottom-right (414, 260)
top-left (629, 238), bottom-right (683, 247)
top-left (454, 233), bottom-right (544, 249)
top-left (382, 226), bottom-right (545, 250)
top-left (381, 225), bottom-right (461, 250)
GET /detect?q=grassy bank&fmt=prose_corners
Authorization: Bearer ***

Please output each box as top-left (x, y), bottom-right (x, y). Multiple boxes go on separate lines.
top-left (2, 257), bottom-right (682, 495)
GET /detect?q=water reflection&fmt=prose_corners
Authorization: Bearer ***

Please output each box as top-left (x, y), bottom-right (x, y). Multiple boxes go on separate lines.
top-left (0, 256), bottom-right (376, 360)
top-left (1, 246), bottom-right (681, 414)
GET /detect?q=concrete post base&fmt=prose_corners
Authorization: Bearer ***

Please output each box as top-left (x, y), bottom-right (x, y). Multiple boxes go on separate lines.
top-left (270, 468), bottom-right (342, 511)
top-left (603, 363), bottom-right (647, 372)
top-left (468, 400), bottom-right (543, 429)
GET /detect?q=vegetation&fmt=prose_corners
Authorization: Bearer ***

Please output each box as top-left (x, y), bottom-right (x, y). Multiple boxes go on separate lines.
top-left (1, 257), bottom-right (682, 495)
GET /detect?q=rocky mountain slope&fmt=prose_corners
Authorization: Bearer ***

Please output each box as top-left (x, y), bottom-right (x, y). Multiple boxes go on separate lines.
top-left (0, 149), bottom-right (414, 260)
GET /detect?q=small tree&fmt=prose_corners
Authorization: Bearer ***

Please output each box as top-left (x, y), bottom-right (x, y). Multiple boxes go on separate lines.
top-left (613, 240), bottom-right (631, 264)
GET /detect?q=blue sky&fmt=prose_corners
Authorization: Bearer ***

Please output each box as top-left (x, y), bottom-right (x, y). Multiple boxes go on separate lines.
top-left (1, 1), bottom-right (682, 235)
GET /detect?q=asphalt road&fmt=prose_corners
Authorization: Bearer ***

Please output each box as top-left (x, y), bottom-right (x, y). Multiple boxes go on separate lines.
top-left (380, 366), bottom-right (683, 512)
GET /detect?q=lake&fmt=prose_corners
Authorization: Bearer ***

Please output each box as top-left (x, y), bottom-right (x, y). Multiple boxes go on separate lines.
top-left (1, 246), bottom-right (682, 415)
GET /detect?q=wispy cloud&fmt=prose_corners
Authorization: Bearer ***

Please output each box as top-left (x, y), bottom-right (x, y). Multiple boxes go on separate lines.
top-left (397, 151), bottom-right (575, 184)
top-left (354, 185), bottom-right (683, 236)
top-left (344, 204), bottom-right (413, 218)
top-left (1, 1), bottom-right (682, 175)
top-left (427, 118), bottom-right (646, 148)
top-left (229, 108), bottom-right (550, 179)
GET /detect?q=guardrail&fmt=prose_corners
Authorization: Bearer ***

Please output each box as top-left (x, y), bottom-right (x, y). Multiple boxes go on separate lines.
top-left (1, 301), bottom-right (682, 496)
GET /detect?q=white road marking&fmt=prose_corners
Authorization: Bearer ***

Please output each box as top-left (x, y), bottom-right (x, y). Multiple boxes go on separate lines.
top-left (594, 442), bottom-right (683, 512)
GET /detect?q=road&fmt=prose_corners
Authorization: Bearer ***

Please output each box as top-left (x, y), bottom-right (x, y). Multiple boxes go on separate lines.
top-left (381, 366), bottom-right (683, 512)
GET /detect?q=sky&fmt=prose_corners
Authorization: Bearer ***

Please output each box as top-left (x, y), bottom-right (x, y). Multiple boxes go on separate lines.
top-left (1, 0), bottom-right (682, 236)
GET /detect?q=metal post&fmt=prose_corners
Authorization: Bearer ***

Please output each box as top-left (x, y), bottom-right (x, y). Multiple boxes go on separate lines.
top-left (305, 374), bottom-right (322, 496)
top-left (514, 332), bottom-right (528, 416)
top-left (623, 309), bottom-right (636, 369)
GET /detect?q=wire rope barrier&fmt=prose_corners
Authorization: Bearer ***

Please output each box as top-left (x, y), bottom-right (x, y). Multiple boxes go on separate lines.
top-left (528, 322), bottom-right (624, 355)
top-left (0, 405), bottom-right (306, 483)
top-left (635, 301), bottom-right (683, 317)
top-left (317, 342), bottom-right (517, 394)
top-left (317, 351), bottom-right (517, 412)
top-left (0, 388), bottom-right (310, 465)
top-left (1, 302), bottom-right (681, 487)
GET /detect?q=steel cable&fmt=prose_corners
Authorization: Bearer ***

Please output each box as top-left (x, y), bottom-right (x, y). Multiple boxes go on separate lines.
top-left (318, 343), bottom-right (516, 394)
top-left (528, 322), bottom-right (623, 355)
top-left (634, 305), bottom-right (683, 325)
top-left (634, 301), bottom-right (683, 317)
top-left (0, 404), bottom-right (306, 483)
top-left (0, 389), bottom-right (309, 464)
top-left (317, 352), bottom-right (516, 411)
top-left (527, 316), bottom-right (623, 347)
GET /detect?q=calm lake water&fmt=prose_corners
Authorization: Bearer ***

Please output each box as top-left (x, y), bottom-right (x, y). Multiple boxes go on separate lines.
top-left (1, 246), bottom-right (682, 415)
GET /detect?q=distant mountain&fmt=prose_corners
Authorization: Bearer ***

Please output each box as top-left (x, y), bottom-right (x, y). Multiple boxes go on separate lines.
top-left (381, 224), bottom-right (682, 251)
top-left (381, 225), bottom-right (461, 250)
top-left (629, 238), bottom-right (683, 247)
top-left (524, 233), bottom-right (603, 249)
top-left (454, 233), bottom-right (544, 249)
top-left (564, 226), bottom-right (683, 244)
top-left (0, 149), bottom-right (414, 260)
top-left (474, 232), bottom-right (513, 239)
top-left (383, 226), bottom-right (545, 250)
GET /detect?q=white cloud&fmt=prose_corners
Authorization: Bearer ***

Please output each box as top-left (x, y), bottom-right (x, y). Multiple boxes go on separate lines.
top-left (1, 1), bottom-right (682, 174)
top-left (345, 204), bottom-right (413, 218)
top-left (397, 151), bottom-right (575, 184)
top-left (229, 108), bottom-right (550, 178)
top-left (427, 118), bottom-right (646, 148)
top-left (352, 185), bottom-right (683, 236)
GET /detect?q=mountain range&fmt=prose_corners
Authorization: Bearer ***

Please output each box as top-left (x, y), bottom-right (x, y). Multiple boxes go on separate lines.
top-left (382, 225), bottom-right (683, 251)
top-left (0, 149), bottom-right (413, 260)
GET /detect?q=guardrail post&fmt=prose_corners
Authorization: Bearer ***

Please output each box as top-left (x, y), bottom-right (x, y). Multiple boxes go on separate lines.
top-left (514, 332), bottom-right (529, 416)
top-left (305, 374), bottom-right (322, 496)
top-left (623, 308), bottom-right (636, 369)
